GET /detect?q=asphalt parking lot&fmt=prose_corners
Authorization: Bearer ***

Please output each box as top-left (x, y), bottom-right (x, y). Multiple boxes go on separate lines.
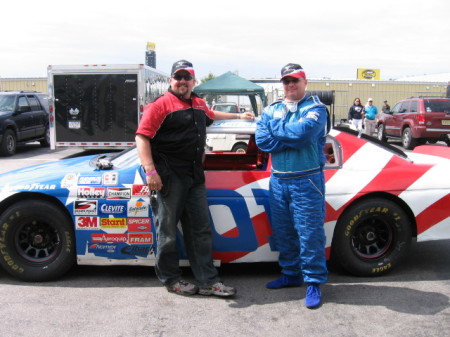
top-left (0, 143), bottom-right (449, 337)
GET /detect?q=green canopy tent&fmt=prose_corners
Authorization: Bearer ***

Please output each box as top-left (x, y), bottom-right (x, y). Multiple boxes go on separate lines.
top-left (194, 71), bottom-right (267, 116)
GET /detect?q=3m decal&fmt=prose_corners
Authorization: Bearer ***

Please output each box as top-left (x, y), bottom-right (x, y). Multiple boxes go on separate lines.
top-left (76, 216), bottom-right (99, 230)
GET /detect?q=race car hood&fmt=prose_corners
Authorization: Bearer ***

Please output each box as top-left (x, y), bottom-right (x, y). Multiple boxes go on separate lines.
top-left (0, 155), bottom-right (98, 198)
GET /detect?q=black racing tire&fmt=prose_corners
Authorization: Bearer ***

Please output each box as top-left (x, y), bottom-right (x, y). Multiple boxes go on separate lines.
top-left (401, 127), bottom-right (417, 150)
top-left (331, 198), bottom-right (412, 277)
top-left (0, 200), bottom-right (76, 281)
top-left (0, 129), bottom-right (17, 156)
top-left (377, 124), bottom-right (387, 142)
top-left (231, 143), bottom-right (247, 153)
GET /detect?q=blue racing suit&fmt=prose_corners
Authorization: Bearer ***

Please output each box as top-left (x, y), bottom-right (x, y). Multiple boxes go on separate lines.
top-left (255, 95), bottom-right (330, 284)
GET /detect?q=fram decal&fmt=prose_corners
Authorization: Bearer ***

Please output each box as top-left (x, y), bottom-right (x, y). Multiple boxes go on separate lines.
top-left (76, 216), bottom-right (99, 230)
top-left (128, 218), bottom-right (151, 231)
top-left (77, 187), bottom-right (105, 199)
top-left (74, 200), bottom-right (98, 215)
top-left (128, 233), bottom-right (153, 244)
top-left (107, 188), bottom-right (131, 200)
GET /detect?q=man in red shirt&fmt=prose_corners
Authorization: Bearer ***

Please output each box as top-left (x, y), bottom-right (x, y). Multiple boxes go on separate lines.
top-left (136, 60), bottom-right (253, 297)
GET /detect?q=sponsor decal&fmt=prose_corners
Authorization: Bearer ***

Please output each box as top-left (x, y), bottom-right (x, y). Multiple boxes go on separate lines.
top-left (128, 218), bottom-right (151, 231)
top-left (78, 176), bottom-right (103, 185)
top-left (91, 233), bottom-right (127, 243)
top-left (100, 203), bottom-right (127, 215)
top-left (107, 187), bottom-right (131, 200)
top-left (103, 172), bottom-right (119, 186)
top-left (76, 216), bottom-right (99, 230)
top-left (61, 173), bottom-right (78, 188)
top-left (89, 243), bottom-right (117, 253)
top-left (6, 183), bottom-right (56, 192)
top-left (121, 245), bottom-right (154, 256)
top-left (132, 184), bottom-right (150, 197)
top-left (127, 198), bottom-right (149, 217)
top-left (128, 233), bottom-right (153, 244)
top-left (74, 200), bottom-right (98, 215)
top-left (100, 218), bottom-right (127, 229)
top-left (77, 187), bottom-right (106, 199)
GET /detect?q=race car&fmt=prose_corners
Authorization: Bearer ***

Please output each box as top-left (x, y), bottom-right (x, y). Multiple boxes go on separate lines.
top-left (0, 119), bottom-right (449, 282)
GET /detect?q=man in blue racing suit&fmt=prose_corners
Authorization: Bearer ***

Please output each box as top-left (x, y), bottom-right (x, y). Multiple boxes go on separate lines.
top-left (255, 63), bottom-right (330, 309)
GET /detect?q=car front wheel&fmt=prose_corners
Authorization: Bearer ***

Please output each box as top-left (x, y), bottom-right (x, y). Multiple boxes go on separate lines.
top-left (331, 198), bottom-right (412, 276)
top-left (0, 200), bottom-right (76, 281)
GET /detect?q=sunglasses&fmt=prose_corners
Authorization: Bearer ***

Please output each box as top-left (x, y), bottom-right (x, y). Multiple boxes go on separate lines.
top-left (173, 74), bottom-right (193, 81)
top-left (281, 78), bottom-right (300, 85)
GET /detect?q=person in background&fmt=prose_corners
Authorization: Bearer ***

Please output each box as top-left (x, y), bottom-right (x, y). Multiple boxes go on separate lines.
top-left (363, 98), bottom-right (378, 136)
top-left (255, 63), bottom-right (330, 309)
top-left (382, 100), bottom-right (391, 114)
top-left (347, 98), bottom-right (364, 132)
top-left (135, 59), bottom-right (254, 298)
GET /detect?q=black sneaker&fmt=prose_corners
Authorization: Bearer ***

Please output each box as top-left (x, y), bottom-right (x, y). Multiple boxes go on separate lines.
top-left (199, 282), bottom-right (236, 297)
top-left (166, 280), bottom-right (198, 296)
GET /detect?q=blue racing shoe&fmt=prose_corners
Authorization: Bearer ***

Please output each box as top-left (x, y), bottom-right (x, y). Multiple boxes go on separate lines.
top-left (266, 275), bottom-right (303, 289)
top-left (305, 283), bottom-right (322, 309)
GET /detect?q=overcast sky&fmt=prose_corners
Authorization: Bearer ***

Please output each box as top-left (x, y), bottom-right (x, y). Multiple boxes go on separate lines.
top-left (2, 0), bottom-right (449, 81)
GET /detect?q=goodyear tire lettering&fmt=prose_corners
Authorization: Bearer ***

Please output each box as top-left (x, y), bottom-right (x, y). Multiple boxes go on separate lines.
top-left (0, 200), bottom-right (76, 282)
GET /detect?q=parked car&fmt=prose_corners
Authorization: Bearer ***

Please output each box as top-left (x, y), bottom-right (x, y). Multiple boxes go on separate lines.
top-left (0, 120), bottom-right (450, 282)
top-left (376, 97), bottom-right (450, 149)
top-left (211, 102), bottom-right (243, 114)
top-left (208, 103), bottom-right (249, 152)
top-left (0, 91), bottom-right (50, 156)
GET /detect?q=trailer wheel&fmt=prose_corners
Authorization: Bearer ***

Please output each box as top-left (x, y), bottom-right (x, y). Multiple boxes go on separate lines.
top-left (0, 200), bottom-right (76, 281)
top-left (331, 198), bottom-right (412, 276)
top-left (0, 129), bottom-right (17, 156)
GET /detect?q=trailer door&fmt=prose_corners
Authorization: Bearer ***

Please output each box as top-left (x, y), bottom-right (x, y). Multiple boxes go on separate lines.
top-left (53, 73), bottom-right (139, 145)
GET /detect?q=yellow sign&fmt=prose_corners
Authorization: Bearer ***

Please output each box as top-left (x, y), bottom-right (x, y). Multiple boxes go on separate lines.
top-left (357, 68), bottom-right (380, 80)
top-left (146, 42), bottom-right (156, 50)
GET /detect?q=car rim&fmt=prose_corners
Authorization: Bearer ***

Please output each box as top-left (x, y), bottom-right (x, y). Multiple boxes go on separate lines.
top-left (402, 130), bottom-right (410, 147)
top-left (15, 220), bottom-right (61, 263)
top-left (350, 217), bottom-right (394, 259)
top-left (7, 135), bottom-right (15, 152)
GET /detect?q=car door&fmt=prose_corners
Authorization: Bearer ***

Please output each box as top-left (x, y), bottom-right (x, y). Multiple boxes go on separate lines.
top-left (14, 96), bottom-right (35, 141)
top-left (389, 101), bottom-right (410, 137)
top-left (27, 95), bottom-right (48, 137)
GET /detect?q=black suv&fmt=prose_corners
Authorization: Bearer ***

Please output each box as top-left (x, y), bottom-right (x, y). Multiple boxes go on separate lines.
top-left (0, 91), bottom-right (50, 156)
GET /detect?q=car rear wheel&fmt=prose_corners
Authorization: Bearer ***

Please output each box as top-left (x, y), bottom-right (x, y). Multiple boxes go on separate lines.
top-left (331, 198), bottom-right (412, 276)
top-left (232, 143), bottom-right (247, 153)
top-left (401, 127), bottom-right (417, 150)
top-left (0, 200), bottom-right (76, 281)
top-left (377, 124), bottom-right (387, 142)
top-left (0, 129), bottom-right (17, 156)
top-left (40, 125), bottom-right (50, 147)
